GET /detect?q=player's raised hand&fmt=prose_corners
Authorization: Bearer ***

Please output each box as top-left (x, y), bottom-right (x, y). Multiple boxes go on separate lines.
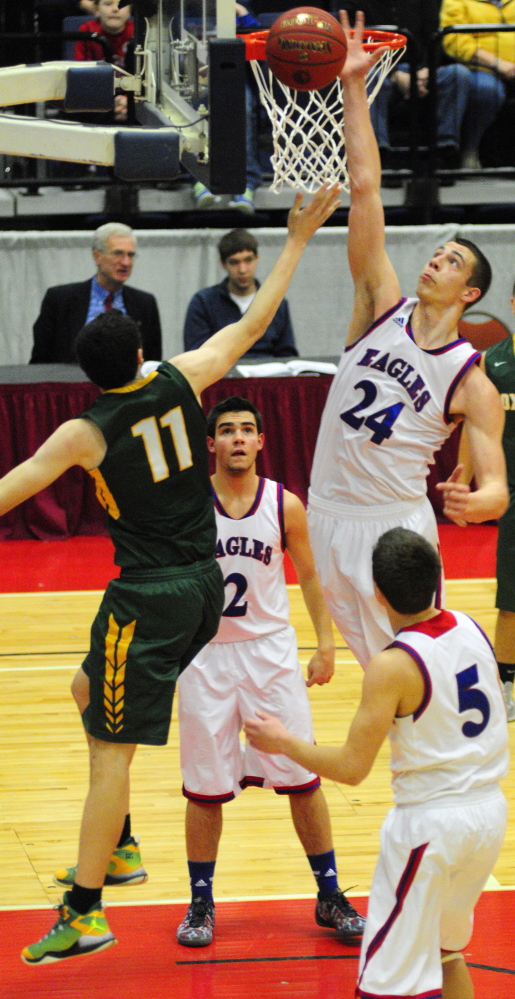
top-left (244, 712), bottom-right (291, 754)
top-left (287, 183), bottom-right (342, 242)
top-left (339, 9), bottom-right (388, 80)
top-left (436, 464), bottom-right (470, 527)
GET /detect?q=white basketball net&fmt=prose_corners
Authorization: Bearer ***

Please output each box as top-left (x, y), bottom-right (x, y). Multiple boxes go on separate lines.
top-left (249, 45), bottom-right (405, 193)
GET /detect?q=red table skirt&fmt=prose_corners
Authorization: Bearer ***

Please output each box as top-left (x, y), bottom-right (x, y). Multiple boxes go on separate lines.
top-left (0, 376), bottom-right (456, 540)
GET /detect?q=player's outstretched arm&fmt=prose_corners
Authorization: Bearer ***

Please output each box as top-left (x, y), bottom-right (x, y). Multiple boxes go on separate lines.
top-left (283, 490), bottom-right (335, 686)
top-left (0, 419), bottom-right (105, 517)
top-left (440, 363), bottom-right (508, 524)
top-left (339, 10), bottom-right (400, 345)
top-left (244, 648), bottom-right (407, 784)
top-left (171, 183), bottom-right (341, 394)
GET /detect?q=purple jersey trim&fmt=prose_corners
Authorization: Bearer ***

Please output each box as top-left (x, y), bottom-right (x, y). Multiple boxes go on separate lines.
top-left (357, 843), bottom-right (429, 993)
top-left (444, 353), bottom-right (481, 425)
top-left (277, 482), bottom-right (286, 551)
top-left (435, 566), bottom-right (443, 609)
top-left (389, 641), bottom-right (432, 720)
top-left (273, 776), bottom-right (321, 794)
top-left (421, 338), bottom-right (470, 355)
top-left (405, 320), bottom-right (471, 356)
top-left (344, 299), bottom-right (408, 353)
top-left (212, 476), bottom-right (266, 519)
top-left (240, 776), bottom-right (265, 790)
top-left (464, 614), bottom-right (496, 656)
top-left (239, 775), bottom-right (321, 794)
top-left (182, 785), bottom-right (235, 804)
top-left (358, 989), bottom-right (442, 998)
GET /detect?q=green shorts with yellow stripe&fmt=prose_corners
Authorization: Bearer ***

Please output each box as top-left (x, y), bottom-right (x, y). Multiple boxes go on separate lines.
top-left (497, 497), bottom-right (515, 612)
top-left (82, 556), bottom-right (224, 746)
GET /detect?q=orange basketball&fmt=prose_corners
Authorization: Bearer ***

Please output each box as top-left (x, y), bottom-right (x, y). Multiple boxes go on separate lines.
top-left (265, 7), bottom-right (347, 91)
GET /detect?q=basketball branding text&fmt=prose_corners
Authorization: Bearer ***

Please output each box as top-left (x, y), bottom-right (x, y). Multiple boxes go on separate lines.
top-left (278, 38), bottom-right (332, 53)
top-left (281, 15), bottom-right (335, 31)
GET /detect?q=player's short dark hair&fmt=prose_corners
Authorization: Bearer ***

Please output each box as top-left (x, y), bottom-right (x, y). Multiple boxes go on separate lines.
top-left (453, 237), bottom-right (492, 309)
top-left (372, 528), bottom-right (442, 615)
top-left (75, 310), bottom-right (142, 390)
top-left (217, 229), bottom-right (258, 263)
top-left (206, 396), bottom-right (262, 437)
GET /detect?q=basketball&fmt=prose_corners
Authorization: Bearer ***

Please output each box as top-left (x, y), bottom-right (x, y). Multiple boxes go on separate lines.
top-left (265, 7), bottom-right (347, 92)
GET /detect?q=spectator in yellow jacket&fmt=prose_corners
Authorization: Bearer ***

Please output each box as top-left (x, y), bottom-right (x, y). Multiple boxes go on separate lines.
top-left (440, 0), bottom-right (515, 166)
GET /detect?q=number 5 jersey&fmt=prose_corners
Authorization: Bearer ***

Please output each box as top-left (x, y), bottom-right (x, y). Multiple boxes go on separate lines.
top-left (309, 298), bottom-right (480, 508)
top-left (389, 609), bottom-right (509, 805)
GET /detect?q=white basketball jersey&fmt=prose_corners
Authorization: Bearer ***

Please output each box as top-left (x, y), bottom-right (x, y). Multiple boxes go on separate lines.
top-left (389, 609), bottom-right (509, 805)
top-left (309, 298), bottom-right (480, 507)
top-left (211, 477), bottom-right (290, 643)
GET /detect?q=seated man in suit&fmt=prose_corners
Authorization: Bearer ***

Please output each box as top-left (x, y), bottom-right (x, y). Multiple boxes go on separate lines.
top-left (30, 222), bottom-right (162, 364)
top-left (183, 229), bottom-right (298, 357)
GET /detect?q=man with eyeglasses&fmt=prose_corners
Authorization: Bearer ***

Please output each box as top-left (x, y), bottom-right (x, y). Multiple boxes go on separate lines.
top-left (30, 222), bottom-right (162, 364)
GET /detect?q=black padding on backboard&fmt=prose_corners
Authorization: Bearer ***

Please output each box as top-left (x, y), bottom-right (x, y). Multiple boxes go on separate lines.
top-left (207, 38), bottom-right (246, 195)
top-left (114, 128), bottom-right (181, 180)
top-left (64, 63), bottom-right (114, 112)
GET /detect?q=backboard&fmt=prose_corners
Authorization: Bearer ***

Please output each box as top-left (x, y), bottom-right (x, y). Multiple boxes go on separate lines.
top-left (132, 0), bottom-right (247, 191)
top-left (0, 0), bottom-right (247, 191)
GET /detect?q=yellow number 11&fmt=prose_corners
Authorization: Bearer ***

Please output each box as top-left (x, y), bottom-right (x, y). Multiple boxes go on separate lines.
top-left (132, 408), bottom-right (193, 482)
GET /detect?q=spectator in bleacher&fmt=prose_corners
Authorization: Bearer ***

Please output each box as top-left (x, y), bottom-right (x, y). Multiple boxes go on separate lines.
top-left (30, 222), bottom-right (162, 364)
top-left (440, 0), bottom-right (514, 168)
top-left (75, 0), bottom-right (133, 66)
top-left (75, 0), bottom-right (134, 120)
top-left (345, 0), bottom-right (472, 177)
top-left (183, 229), bottom-right (297, 356)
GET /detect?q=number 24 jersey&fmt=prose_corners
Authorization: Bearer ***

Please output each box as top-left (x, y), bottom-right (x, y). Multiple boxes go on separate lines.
top-left (310, 298), bottom-right (480, 507)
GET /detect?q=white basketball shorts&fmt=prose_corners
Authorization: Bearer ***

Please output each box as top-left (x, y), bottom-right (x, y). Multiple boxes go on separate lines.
top-left (308, 494), bottom-right (442, 669)
top-left (357, 785), bottom-right (507, 997)
top-left (178, 625), bottom-right (320, 801)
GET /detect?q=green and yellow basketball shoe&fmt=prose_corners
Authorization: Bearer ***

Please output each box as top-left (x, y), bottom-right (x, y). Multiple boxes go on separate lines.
top-left (21, 894), bottom-right (116, 965)
top-left (53, 835), bottom-right (148, 888)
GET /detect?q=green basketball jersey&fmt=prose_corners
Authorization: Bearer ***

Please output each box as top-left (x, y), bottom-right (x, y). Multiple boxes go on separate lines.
top-left (82, 361), bottom-right (215, 569)
top-left (485, 335), bottom-right (515, 494)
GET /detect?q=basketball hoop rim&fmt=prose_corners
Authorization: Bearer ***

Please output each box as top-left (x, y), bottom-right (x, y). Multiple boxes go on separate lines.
top-left (239, 27), bottom-right (407, 61)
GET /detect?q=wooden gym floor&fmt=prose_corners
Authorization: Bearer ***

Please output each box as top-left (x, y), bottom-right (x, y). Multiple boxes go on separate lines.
top-left (0, 534), bottom-right (513, 998)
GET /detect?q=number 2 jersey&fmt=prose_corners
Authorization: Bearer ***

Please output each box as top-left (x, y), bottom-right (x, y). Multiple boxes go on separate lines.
top-left (388, 609), bottom-right (509, 805)
top-left (81, 361), bottom-right (216, 569)
top-left (211, 477), bottom-right (290, 643)
top-left (309, 298), bottom-right (480, 507)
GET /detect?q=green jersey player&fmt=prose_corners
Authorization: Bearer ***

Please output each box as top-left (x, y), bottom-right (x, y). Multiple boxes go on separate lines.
top-left (0, 185), bottom-right (341, 966)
